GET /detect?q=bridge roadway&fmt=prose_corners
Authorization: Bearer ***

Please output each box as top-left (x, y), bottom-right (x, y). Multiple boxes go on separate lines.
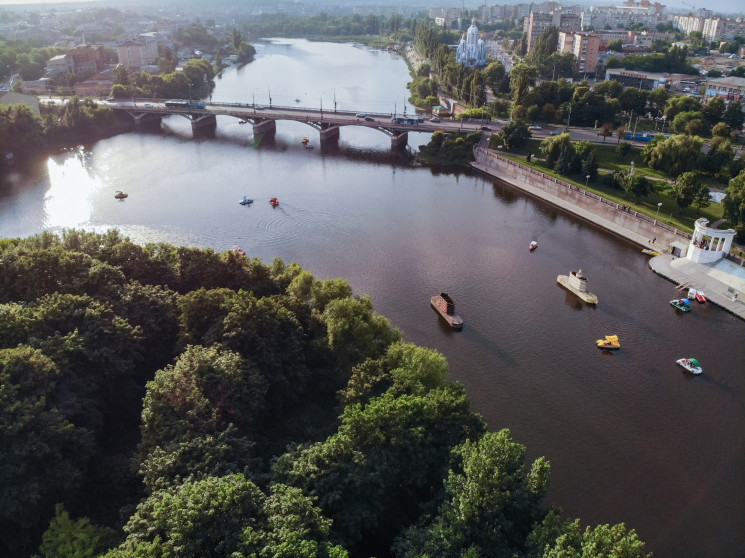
top-left (110, 99), bottom-right (496, 147)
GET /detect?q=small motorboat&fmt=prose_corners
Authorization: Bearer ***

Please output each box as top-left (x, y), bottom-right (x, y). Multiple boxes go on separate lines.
top-left (239, 196), bottom-right (253, 205)
top-left (295, 98), bottom-right (301, 103)
top-left (596, 335), bottom-right (621, 350)
top-left (305, 143), bottom-right (314, 149)
top-left (642, 248), bottom-right (661, 256)
top-left (695, 291), bottom-right (707, 303)
top-left (114, 190), bottom-right (128, 199)
top-left (529, 241), bottom-right (538, 251)
top-left (269, 197), bottom-right (279, 207)
top-left (301, 137), bottom-right (309, 144)
top-left (238, 120), bottom-right (248, 124)
top-left (676, 357), bottom-right (702, 375)
top-left (232, 244), bottom-right (246, 256)
top-left (670, 298), bottom-right (691, 312)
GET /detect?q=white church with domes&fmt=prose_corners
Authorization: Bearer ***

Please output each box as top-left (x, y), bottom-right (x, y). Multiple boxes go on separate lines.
top-left (456, 19), bottom-right (488, 68)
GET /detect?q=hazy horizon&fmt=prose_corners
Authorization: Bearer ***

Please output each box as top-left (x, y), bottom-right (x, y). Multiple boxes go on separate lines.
top-left (0, 0), bottom-right (742, 19)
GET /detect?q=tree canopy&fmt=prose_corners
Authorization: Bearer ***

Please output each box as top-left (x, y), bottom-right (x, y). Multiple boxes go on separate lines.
top-left (0, 230), bottom-right (652, 558)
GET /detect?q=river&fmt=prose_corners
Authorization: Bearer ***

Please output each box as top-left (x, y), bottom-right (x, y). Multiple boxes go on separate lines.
top-left (1, 39), bottom-right (744, 557)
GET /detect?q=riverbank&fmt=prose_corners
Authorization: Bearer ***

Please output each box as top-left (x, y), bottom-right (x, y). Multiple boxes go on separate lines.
top-left (471, 147), bottom-right (745, 321)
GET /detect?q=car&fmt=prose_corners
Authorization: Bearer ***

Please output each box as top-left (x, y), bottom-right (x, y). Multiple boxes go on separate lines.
top-left (255, 105), bottom-right (265, 110)
top-left (550, 130), bottom-right (561, 135)
top-left (528, 125), bottom-right (541, 130)
top-left (364, 115), bottom-right (374, 121)
top-left (480, 126), bottom-right (491, 131)
top-left (430, 116), bottom-right (440, 122)
top-left (356, 113), bottom-right (366, 118)
top-left (106, 97), bottom-right (115, 102)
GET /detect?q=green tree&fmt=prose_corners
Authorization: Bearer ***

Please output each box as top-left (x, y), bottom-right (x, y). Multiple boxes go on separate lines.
top-left (616, 141), bottom-right (632, 161)
top-left (493, 118), bottom-right (531, 150)
top-left (321, 295), bottom-right (402, 369)
top-left (671, 171), bottom-right (699, 213)
top-left (641, 133), bottom-right (703, 176)
top-left (140, 345), bottom-right (267, 455)
top-left (0, 346), bottom-right (94, 555)
top-left (110, 475), bottom-right (347, 558)
top-left (38, 504), bottom-right (115, 558)
top-left (509, 63), bottom-right (538, 106)
top-left (393, 430), bottom-right (550, 558)
top-left (528, 515), bottom-right (651, 558)
top-left (702, 96), bottom-right (726, 127)
top-left (723, 100), bottom-right (744, 131)
top-left (723, 170), bottom-right (745, 226)
top-left (275, 385), bottom-right (485, 551)
top-left (540, 132), bottom-right (573, 167)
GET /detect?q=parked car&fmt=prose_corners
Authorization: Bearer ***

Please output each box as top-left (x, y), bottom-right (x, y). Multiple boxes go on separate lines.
top-left (550, 130), bottom-right (561, 135)
top-left (356, 113), bottom-right (366, 118)
top-left (528, 125), bottom-right (541, 130)
top-left (481, 126), bottom-right (491, 131)
top-left (430, 116), bottom-right (440, 122)
top-left (364, 115), bottom-right (374, 121)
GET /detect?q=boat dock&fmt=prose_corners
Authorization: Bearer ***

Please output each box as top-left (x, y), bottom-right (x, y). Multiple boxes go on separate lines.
top-left (649, 254), bottom-right (745, 320)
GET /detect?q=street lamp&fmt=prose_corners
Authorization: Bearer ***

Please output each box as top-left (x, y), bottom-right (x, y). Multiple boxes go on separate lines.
top-left (656, 202), bottom-right (662, 220)
top-left (629, 161), bottom-right (635, 177)
top-left (585, 174), bottom-right (590, 192)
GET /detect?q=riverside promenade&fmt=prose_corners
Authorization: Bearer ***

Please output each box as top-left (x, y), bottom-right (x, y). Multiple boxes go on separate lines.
top-left (471, 147), bottom-right (745, 321)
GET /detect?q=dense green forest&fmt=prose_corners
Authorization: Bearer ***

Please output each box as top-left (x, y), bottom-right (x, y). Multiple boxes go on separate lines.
top-left (0, 230), bottom-right (651, 557)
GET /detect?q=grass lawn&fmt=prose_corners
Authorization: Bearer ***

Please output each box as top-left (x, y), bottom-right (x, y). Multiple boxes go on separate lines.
top-left (495, 140), bottom-right (725, 234)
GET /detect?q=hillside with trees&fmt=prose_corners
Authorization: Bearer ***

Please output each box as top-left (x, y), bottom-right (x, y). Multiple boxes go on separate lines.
top-left (0, 229), bottom-right (651, 558)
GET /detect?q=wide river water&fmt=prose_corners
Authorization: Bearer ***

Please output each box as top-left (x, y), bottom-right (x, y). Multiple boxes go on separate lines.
top-left (1, 39), bottom-right (744, 557)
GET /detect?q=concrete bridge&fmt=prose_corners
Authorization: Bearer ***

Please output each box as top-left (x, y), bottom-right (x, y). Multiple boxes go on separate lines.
top-left (110, 99), bottom-right (494, 147)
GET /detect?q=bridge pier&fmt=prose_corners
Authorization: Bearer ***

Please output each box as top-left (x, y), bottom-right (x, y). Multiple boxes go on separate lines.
top-left (253, 119), bottom-right (276, 135)
top-left (133, 113), bottom-right (162, 131)
top-left (319, 124), bottom-right (340, 142)
top-left (191, 114), bottom-right (217, 138)
top-left (390, 132), bottom-right (408, 148)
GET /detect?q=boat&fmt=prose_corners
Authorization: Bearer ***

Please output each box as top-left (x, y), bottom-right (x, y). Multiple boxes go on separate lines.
top-left (596, 335), bottom-right (621, 350)
top-left (430, 293), bottom-right (464, 330)
top-left (556, 269), bottom-right (598, 304)
top-left (269, 197), bottom-right (279, 206)
top-left (238, 120), bottom-right (248, 124)
top-left (676, 357), bottom-right (702, 375)
top-left (695, 291), bottom-right (707, 303)
top-left (305, 142), bottom-right (314, 149)
top-left (295, 98), bottom-right (301, 103)
top-left (301, 137), bottom-right (309, 144)
top-left (670, 298), bottom-right (691, 311)
top-left (239, 196), bottom-right (253, 205)
top-left (114, 190), bottom-right (128, 199)
top-left (232, 244), bottom-right (246, 256)
top-left (530, 241), bottom-right (538, 251)
top-left (642, 248), bottom-right (661, 256)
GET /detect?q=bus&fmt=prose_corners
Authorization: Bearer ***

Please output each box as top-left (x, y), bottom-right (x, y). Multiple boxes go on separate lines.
top-left (390, 117), bottom-right (421, 125)
top-left (165, 99), bottom-right (206, 109)
top-left (165, 99), bottom-right (189, 108)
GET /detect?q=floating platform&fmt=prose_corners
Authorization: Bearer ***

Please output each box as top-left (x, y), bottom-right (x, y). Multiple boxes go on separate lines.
top-left (557, 269), bottom-right (598, 304)
top-left (431, 293), bottom-right (463, 330)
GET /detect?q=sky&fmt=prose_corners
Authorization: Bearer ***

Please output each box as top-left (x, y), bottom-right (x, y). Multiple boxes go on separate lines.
top-left (0, 0), bottom-right (742, 16)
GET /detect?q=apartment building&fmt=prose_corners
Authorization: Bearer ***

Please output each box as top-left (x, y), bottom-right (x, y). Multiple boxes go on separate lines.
top-left (524, 11), bottom-right (581, 52)
top-left (558, 31), bottom-right (601, 74)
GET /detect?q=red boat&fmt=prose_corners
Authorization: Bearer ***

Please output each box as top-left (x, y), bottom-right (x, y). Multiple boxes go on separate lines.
top-left (269, 197), bottom-right (279, 206)
top-left (529, 241), bottom-right (538, 251)
top-left (694, 291), bottom-right (706, 303)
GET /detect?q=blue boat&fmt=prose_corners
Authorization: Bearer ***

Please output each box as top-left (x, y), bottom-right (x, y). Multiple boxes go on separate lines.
top-left (239, 196), bottom-right (253, 206)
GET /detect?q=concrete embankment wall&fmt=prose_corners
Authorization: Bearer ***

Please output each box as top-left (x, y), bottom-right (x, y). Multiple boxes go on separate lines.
top-left (472, 148), bottom-right (691, 250)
